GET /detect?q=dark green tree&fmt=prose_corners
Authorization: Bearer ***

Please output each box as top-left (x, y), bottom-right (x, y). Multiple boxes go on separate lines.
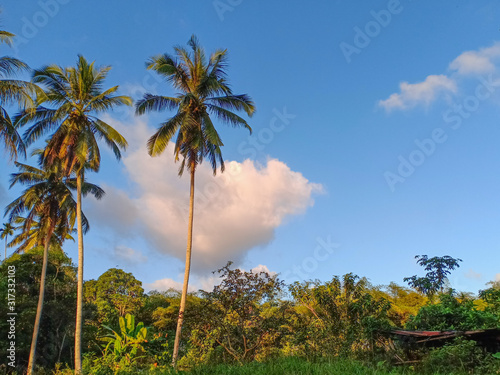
top-left (0, 248), bottom-right (77, 373)
top-left (186, 262), bottom-right (286, 364)
top-left (404, 255), bottom-right (462, 297)
top-left (479, 284), bottom-right (500, 318)
top-left (84, 268), bottom-right (145, 327)
top-left (406, 291), bottom-right (497, 331)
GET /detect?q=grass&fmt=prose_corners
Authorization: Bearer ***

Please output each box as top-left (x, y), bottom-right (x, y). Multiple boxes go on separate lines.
top-left (137, 357), bottom-right (465, 375)
top-left (33, 356), bottom-right (493, 375)
top-left (184, 358), bottom-right (405, 375)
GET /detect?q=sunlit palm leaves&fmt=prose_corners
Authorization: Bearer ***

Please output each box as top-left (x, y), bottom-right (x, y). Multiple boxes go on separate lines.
top-left (15, 54), bottom-right (131, 373)
top-left (7, 216), bottom-right (74, 254)
top-left (17, 55), bottom-right (131, 173)
top-left (0, 28), bottom-right (38, 160)
top-left (0, 222), bottom-right (14, 259)
top-left (135, 35), bottom-right (255, 175)
top-left (135, 35), bottom-right (255, 367)
top-left (5, 162), bottom-right (102, 245)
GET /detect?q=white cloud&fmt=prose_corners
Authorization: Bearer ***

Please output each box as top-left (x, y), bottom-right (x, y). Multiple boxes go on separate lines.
top-left (379, 41), bottom-right (500, 112)
top-left (379, 75), bottom-right (457, 112)
top-left (145, 278), bottom-right (193, 292)
top-left (449, 42), bottom-right (500, 75)
top-left (464, 269), bottom-right (482, 280)
top-left (251, 264), bottom-right (277, 276)
top-left (90, 116), bottom-right (323, 273)
top-left (496, 273), bottom-right (500, 282)
top-left (145, 274), bottom-right (220, 293)
top-left (145, 263), bottom-right (278, 293)
top-left (114, 245), bottom-right (148, 265)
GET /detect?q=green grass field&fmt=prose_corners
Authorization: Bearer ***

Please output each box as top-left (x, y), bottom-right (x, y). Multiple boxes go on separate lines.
top-left (124, 357), bottom-right (466, 375)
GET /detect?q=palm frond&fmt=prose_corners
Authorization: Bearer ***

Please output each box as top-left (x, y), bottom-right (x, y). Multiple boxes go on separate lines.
top-left (147, 112), bottom-right (185, 156)
top-left (135, 94), bottom-right (181, 115)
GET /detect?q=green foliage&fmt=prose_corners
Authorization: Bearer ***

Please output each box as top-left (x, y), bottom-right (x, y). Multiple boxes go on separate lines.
top-left (406, 291), bottom-right (498, 331)
top-left (1, 257), bottom-right (498, 374)
top-left (479, 285), bottom-right (500, 319)
top-left (181, 357), bottom-right (416, 375)
top-left (101, 314), bottom-right (148, 358)
top-left (182, 262), bottom-right (287, 366)
top-left (420, 338), bottom-right (500, 375)
top-left (404, 255), bottom-right (462, 298)
top-left (287, 274), bottom-right (392, 359)
top-left (373, 283), bottom-right (428, 327)
top-left (85, 314), bottom-right (171, 374)
top-left (85, 268), bottom-right (145, 328)
top-left (0, 248), bottom-right (76, 373)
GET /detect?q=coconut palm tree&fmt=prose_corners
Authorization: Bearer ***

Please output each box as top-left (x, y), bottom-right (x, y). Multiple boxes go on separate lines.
top-left (15, 55), bottom-right (131, 373)
top-left (5, 161), bottom-right (103, 375)
top-left (135, 35), bottom-right (255, 366)
top-left (0, 222), bottom-right (14, 260)
top-left (0, 27), bottom-right (38, 160)
top-left (8, 216), bottom-right (75, 254)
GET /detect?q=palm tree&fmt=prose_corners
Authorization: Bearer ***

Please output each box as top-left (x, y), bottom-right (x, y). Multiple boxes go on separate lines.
top-left (16, 55), bottom-right (132, 373)
top-left (5, 162), bottom-right (103, 375)
top-left (0, 27), bottom-right (38, 159)
top-left (8, 216), bottom-right (75, 254)
top-left (0, 222), bottom-right (14, 260)
top-left (135, 35), bottom-right (255, 366)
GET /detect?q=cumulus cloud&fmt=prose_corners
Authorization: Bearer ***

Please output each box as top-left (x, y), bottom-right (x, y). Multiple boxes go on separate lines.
top-left (113, 245), bottom-right (148, 265)
top-left (145, 278), bottom-right (194, 292)
top-left (146, 264), bottom-right (278, 293)
top-left (90, 117), bottom-right (322, 273)
top-left (379, 75), bottom-right (457, 112)
top-left (88, 187), bottom-right (140, 237)
top-left (251, 264), bottom-right (277, 276)
top-left (496, 274), bottom-right (500, 282)
top-left (449, 42), bottom-right (500, 75)
top-left (464, 269), bottom-right (482, 280)
top-left (379, 41), bottom-right (500, 112)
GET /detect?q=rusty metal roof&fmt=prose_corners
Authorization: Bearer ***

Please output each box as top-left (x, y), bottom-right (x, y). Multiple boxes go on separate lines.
top-left (391, 329), bottom-right (500, 344)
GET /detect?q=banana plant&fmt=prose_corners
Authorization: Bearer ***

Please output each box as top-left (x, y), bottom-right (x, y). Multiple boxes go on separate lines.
top-left (101, 314), bottom-right (148, 358)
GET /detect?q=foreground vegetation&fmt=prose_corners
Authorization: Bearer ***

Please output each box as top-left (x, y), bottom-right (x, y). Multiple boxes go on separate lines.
top-left (0, 250), bottom-right (499, 374)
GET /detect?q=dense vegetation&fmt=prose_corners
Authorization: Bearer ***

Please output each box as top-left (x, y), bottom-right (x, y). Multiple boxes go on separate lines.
top-left (0, 251), bottom-right (499, 374)
top-left (0, 18), bottom-right (499, 375)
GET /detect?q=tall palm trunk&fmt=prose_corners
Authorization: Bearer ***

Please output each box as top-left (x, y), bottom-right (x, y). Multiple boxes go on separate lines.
top-left (27, 224), bottom-right (55, 375)
top-left (172, 166), bottom-right (196, 367)
top-left (74, 173), bottom-right (84, 374)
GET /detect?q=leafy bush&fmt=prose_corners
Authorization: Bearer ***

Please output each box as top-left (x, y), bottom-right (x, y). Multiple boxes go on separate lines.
top-left (287, 273), bottom-right (392, 359)
top-left (420, 338), bottom-right (500, 375)
top-left (406, 291), bottom-right (497, 331)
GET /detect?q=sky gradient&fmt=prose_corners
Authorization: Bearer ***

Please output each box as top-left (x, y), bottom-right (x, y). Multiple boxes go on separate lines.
top-left (1, 0), bottom-right (499, 293)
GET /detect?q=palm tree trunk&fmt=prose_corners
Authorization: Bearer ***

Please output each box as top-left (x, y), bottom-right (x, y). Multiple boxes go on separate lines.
top-left (74, 173), bottom-right (84, 374)
top-left (27, 225), bottom-right (55, 375)
top-left (172, 166), bottom-right (196, 368)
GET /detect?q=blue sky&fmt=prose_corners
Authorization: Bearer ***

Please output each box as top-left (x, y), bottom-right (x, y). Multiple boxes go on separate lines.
top-left (1, 0), bottom-right (499, 293)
